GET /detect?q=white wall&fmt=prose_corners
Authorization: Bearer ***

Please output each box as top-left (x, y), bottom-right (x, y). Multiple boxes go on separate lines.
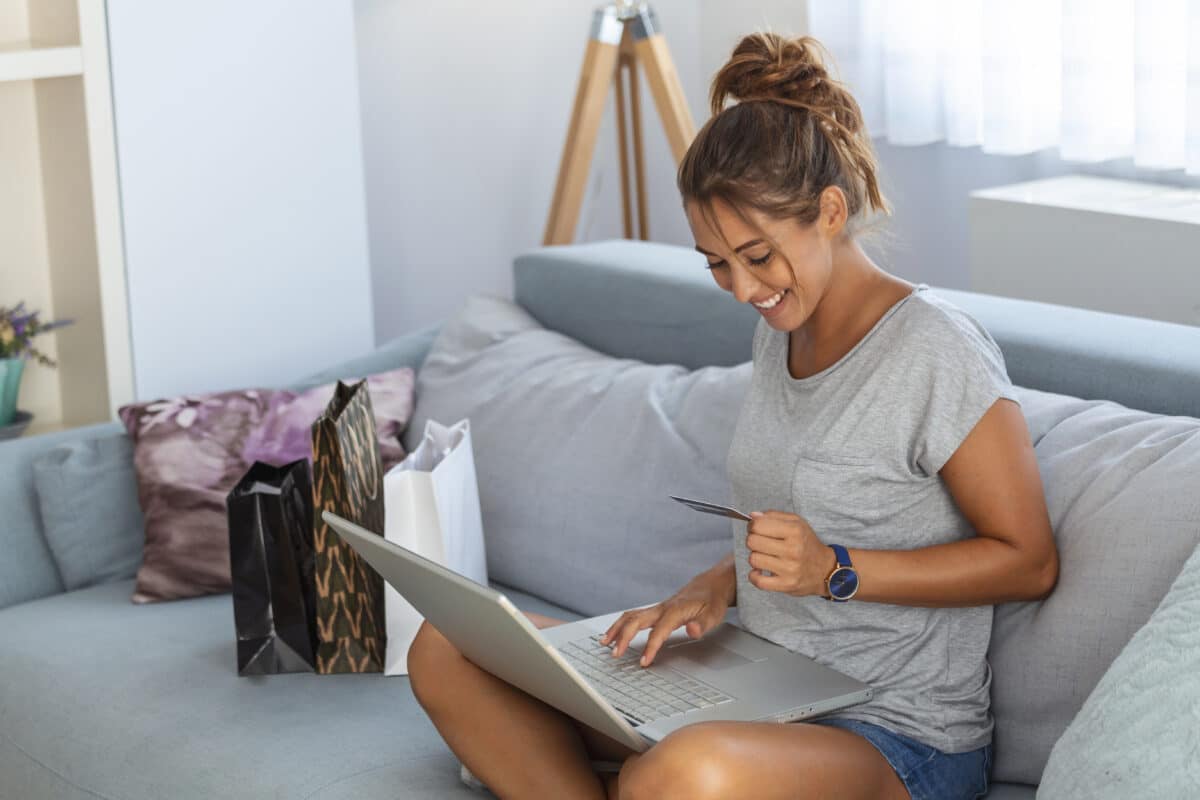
top-left (107, 0), bottom-right (374, 400)
top-left (354, 0), bottom-right (806, 344)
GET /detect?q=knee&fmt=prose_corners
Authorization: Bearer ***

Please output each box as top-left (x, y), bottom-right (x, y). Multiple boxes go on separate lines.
top-left (618, 724), bottom-right (740, 800)
top-left (406, 621), bottom-right (460, 710)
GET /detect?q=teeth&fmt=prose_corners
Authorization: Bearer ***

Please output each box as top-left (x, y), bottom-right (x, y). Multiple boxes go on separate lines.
top-left (754, 289), bottom-right (786, 309)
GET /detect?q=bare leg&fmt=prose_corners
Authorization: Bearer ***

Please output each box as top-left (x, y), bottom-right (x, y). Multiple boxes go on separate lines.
top-left (616, 720), bottom-right (910, 800)
top-left (408, 611), bottom-right (638, 799)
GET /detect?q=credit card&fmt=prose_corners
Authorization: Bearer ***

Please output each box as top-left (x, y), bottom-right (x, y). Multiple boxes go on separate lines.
top-left (669, 495), bottom-right (752, 522)
top-left (670, 496), bottom-right (773, 576)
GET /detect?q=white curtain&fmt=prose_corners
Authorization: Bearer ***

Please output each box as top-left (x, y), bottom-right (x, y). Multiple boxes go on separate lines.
top-left (807, 0), bottom-right (1200, 174)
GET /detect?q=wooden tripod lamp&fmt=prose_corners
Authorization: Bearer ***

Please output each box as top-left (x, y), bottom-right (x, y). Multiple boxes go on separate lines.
top-left (543, 2), bottom-right (697, 246)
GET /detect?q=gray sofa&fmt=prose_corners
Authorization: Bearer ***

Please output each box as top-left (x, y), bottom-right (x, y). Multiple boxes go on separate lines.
top-left (2, 239), bottom-right (1199, 799)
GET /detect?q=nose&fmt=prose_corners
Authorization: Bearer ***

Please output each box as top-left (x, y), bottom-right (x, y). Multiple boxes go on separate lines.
top-left (728, 263), bottom-right (760, 305)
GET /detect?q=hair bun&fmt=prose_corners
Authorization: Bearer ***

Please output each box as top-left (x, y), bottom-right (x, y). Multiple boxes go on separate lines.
top-left (710, 32), bottom-right (866, 138)
top-left (710, 32), bottom-right (842, 120)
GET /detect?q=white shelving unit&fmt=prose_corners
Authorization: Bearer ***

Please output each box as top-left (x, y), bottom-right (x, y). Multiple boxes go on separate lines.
top-left (0, 41), bottom-right (82, 82)
top-left (1, 0), bottom-right (132, 436)
top-left (4, 0), bottom-right (373, 438)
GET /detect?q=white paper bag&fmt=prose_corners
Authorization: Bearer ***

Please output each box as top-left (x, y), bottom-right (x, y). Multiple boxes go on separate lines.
top-left (383, 417), bottom-right (488, 675)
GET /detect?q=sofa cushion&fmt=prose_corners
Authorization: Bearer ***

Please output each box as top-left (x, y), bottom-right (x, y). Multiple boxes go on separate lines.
top-left (406, 293), bottom-right (752, 618)
top-left (291, 323), bottom-right (441, 393)
top-left (1036, 541), bottom-right (1200, 797)
top-left (988, 386), bottom-right (1200, 785)
top-left (0, 422), bottom-right (124, 610)
top-left (32, 432), bottom-right (144, 590)
top-left (117, 370), bottom-right (415, 603)
top-left (0, 578), bottom-right (579, 800)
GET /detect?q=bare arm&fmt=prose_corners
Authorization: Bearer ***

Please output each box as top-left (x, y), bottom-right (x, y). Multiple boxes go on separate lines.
top-left (842, 398), bottom-right (1059, 606)
top-left (746, 399), bottom-right (1059, 606)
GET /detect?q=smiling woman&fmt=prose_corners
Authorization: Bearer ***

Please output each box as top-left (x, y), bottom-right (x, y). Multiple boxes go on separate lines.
top-left (407, 30), bottom-right (1056, 800)
top-left (656, 30), bottom-right (1057, 800)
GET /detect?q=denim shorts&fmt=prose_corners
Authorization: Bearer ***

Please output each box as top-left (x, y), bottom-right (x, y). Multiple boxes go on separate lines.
top-left (810, 717), bottom-right (992, 800)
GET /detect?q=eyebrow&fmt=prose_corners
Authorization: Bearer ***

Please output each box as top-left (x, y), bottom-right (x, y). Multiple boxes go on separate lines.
top-left (694, 239), bottom-right (764, 257)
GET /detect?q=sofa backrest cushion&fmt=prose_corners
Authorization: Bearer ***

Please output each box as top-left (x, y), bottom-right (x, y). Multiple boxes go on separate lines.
top-left (1035, 538), bottom-right (1200, 797)
top-left (989, 386), bottom-right (1200, 784)
top-left (291, 324), bottom-right (440, 393)
top-left (32, 433), bottom-right (145, 591)
top-left (0, 423), bottom-right (124, 609)
top-left (407, 293), bottom-right (751, 616)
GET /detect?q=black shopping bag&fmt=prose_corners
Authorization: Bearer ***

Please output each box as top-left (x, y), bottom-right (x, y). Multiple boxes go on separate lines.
top-left (226, 459), bottom-right (318, 675)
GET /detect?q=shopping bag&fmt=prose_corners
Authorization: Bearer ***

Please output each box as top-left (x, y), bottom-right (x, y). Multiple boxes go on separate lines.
top-left (226, 459), bottom-right (318, 675)
top-left (383, 417), bottom-right (488, 675)
top-left (311, 379), bottom-right (387, 674)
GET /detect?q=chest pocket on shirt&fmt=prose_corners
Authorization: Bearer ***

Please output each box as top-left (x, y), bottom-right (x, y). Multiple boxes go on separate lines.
top-left (791, 452), bottom-right (918, 546)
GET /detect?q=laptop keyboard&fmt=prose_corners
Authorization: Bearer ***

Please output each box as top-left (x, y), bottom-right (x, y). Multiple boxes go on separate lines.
top-left (558, 633), bottom-right (735, 725)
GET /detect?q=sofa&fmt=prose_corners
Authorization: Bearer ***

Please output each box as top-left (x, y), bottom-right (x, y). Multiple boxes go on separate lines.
top-left (2, 239), bottom-right (1199, 799)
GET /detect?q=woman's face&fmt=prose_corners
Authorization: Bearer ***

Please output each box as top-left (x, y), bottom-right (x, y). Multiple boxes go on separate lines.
top-left (685, 196), bottom-right (838, 332)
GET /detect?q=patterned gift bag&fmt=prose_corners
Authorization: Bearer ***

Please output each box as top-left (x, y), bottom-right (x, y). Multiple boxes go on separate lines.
top-left (310, 380), bottom-right (386, 673)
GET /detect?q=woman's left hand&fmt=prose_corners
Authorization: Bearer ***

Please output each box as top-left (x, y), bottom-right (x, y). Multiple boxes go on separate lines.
top-left (746, 510), bottom-right (836, 598)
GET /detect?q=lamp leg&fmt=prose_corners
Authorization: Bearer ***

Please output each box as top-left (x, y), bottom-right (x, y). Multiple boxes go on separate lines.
top-left (543, 12), bottom-right (622, 246)
top-left (633, 31), bottom-right (696, 163)
top-left (614, 53), bottom-right (634, 240)
top-left (628, 48), bottom-right (649, 240)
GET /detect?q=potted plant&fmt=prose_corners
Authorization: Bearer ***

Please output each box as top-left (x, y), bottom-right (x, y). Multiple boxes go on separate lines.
top-left (0, 303), bottom-right (73, 428)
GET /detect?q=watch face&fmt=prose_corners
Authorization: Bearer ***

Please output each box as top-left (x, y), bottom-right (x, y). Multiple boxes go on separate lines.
top-left (829, 567), bottom-right (859, 600)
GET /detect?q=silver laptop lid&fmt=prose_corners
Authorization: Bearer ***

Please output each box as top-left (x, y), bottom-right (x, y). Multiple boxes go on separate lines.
top-left (321, 510), bottom-right (651, 752)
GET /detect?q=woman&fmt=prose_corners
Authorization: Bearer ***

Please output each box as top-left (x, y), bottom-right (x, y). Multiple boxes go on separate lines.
top-left (408, 32), bottom-right (1059, 800)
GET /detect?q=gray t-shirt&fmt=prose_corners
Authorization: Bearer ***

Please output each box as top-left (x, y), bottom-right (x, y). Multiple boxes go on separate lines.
top-left (727, 283), bottom-right (1020, 754)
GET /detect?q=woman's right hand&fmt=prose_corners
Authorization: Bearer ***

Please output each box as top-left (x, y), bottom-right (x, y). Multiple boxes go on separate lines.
top-left (598, 574), bottom-right (731, 668)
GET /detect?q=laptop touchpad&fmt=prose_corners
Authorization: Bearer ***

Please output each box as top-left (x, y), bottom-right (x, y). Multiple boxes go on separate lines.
top-left (670, 642), bottom-right (754, 671)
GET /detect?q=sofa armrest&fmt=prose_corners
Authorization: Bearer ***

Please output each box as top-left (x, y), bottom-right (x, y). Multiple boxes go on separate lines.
top-left (288, 323), bottom-right (441, 392)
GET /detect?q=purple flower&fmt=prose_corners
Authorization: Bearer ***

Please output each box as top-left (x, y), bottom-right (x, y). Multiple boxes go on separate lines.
top-left (0, 301), bottom-right (74, 366)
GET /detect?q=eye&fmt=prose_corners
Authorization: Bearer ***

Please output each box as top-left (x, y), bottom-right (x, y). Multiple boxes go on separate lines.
top-left (704, 251), bottom-right (772, 270)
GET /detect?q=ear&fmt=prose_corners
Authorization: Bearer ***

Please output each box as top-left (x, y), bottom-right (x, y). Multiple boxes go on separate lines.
top-left (818, 186), bottom-right (848, 238)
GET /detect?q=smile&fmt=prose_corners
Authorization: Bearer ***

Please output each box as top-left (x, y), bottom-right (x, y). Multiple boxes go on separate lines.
top-left (752, 288), bottom-right (788, 310)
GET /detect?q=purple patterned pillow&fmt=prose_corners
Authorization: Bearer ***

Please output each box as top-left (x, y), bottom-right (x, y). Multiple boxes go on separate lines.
top-left (118, 369), bottom-right (414, 603)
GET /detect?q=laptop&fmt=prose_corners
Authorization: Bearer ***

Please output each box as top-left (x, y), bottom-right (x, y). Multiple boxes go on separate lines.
top-left (323, 510), bottom-right (873, 754)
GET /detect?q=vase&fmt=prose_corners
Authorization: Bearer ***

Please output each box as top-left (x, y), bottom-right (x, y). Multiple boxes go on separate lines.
top-left (0, 358), bottom-right (25, 427)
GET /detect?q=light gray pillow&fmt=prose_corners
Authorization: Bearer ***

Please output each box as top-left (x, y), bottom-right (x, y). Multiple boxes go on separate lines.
top-left (407, 293), bottom-right (751, 617)
top-left (1036, 542), bottom-right (1200, 798)
top-left (32, 434), bottom-right (145, 591)
top-left (989, 386), bottom-right (1200, 785)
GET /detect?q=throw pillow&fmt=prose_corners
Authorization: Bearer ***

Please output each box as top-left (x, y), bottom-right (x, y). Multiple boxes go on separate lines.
top-left (1036, 542), bottom-right (1200, 798)
top-left (406, 293), bottom-right (752, 618)
top-left (32, 433), bottom-right (144, 591)
top-left (119, 368), bottom-right (414, 603)
top-left (988, 386), bottom-right (1200, 784)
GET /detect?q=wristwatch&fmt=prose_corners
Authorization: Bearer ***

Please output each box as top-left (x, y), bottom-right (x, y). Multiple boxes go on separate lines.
top-left (824, 544), bottom-right (859, 602)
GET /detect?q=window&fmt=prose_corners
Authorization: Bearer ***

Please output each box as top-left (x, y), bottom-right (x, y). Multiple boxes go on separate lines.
top-left (808, 0), bottom-right (1200, 174)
